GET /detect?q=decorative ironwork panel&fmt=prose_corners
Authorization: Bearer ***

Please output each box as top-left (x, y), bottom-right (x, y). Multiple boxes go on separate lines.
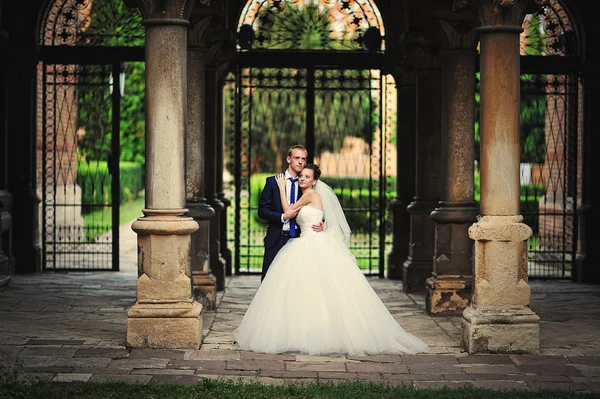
top-left (521, 0), bottom-right (578, 57)
top-left (226, 66), bottom-right (395, 276)
top-left (40, 0), bottom-right (144, 47)
top-left (520, 73), bottom-right (580, 278)
top-left (42, 63), bottom-right (118, 270)
top-left (237, 0), bottom-right (385, 51)
top-left (474, 71), bottom-right (581, 279)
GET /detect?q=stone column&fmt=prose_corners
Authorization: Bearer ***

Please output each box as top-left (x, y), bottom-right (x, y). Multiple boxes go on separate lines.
top-left (402, 44), bottom-right (442, 292)
top-left (426, 22), bottom-right (479, 316)
top-left (216, 70), bottom-right (233, 277)
top-left (461, 0), bottom-right (541, 354)
top-left (205, 62), bottom-right (226, 291)
top-left (386, 68), bottom-right (416, 280)
top-left (125, 0), bottom-right (203, 349)
top-left (187, 17), bottom-right (216, 310)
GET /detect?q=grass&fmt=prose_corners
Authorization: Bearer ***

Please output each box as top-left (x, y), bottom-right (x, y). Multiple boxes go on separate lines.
top-left (81, 196), bottom-right (145, 241)
top-left (0, 376), bottom-right (597, 399)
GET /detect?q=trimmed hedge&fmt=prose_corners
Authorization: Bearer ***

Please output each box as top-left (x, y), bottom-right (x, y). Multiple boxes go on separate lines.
top-left (77, 161), bottom-right (144, 214)
top-left (250, 173), bottom-right (544, 235)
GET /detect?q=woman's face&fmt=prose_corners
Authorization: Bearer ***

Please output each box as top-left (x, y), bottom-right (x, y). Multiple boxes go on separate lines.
top-left (298, 168), bottom-right (316, 189)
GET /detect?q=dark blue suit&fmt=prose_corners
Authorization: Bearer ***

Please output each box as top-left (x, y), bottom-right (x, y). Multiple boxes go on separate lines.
top-left (257, 175), bottom-right (301, 281)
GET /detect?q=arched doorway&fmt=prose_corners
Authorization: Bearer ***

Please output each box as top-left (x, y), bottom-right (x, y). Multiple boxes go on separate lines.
top-left (37, 0), bottom-right (145, 271)
top-left (225, 0), bottom-right (396, 276)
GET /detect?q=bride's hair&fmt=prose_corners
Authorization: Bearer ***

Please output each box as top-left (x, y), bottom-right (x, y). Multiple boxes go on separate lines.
top-left (303, 164), bottom-right (321, 180)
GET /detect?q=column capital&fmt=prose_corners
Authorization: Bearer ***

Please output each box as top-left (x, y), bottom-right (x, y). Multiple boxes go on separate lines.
top-left (124, 0), bottom-right (197, 25)
top-left (399, 32), bottom-right (441, 70)
top-left (436, 19), bottom-right (479, 50)
top-left (456, 0), bottom-right (547, 28)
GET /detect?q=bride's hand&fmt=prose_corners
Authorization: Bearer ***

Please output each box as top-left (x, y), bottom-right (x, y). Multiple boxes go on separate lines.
top-left (275, 173), bottom-right (286, 189)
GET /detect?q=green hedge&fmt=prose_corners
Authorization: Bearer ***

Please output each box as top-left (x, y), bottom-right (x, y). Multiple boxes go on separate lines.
top-left (77, 161), bottom-right (144, 214)
top-left (250, 173), bottom-right (544, 234)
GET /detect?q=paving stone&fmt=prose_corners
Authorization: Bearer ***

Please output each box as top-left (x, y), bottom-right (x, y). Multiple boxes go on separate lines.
top-left (413, 381), bottom-right (473, 389)
top-left (73, 348), bottom-right (128, 359)
top-left (510, 354), bottom-right (570, 365)
top-left (18, 347), bottom-right (78, 358)
top-left (226, 360), bottom-right (286, 371)
top-left (53, 373), bottom-right (92, 382)
top-left (515, 364), bottom-right (584, 376)
top-left (186, 350), bottom-right (240, 361)
top-left (195, 369), bottom-right (256, 377)
top-left (108, 358), bottom-right (169, 369)
top-left (167, 359), bottom-right (226, 370)
top-left (131, 368), bottom-right (196, 375)
top-left (259, 370), bottom-right (318, 378)
top-left (128, 349), bottom-right (187, 360)
top-left (347, 362), bottom-right (408, 374)
top-left (239, 351), bottom-right (295, 361)
top-left (285, 362), bottom-right (346, 372)
top-left (457, 355), bottom-right (515, 364)
top-left (568, 356), bottom-right (600, 366)
top-left (572, 365), bottom-right (600, 377)
top-left (26, 339), bottom-right (86, 346)
top-left (88, 374), bottom-right (152, 383)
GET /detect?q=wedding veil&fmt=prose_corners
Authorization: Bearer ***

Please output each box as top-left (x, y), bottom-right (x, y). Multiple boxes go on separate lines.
top-left (314, 180), bottom-right (351, 247)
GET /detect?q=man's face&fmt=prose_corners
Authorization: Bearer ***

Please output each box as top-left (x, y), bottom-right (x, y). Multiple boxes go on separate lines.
top-left (287, 149), bottom-right (307, 175)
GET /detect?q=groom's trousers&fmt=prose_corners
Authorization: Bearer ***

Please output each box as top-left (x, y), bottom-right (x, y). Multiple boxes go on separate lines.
top-left (261, 233), bottom-right (291, 282)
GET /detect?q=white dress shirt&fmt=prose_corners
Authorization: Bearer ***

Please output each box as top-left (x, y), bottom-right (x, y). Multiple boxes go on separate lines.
top-left (281, 170), bottom-right (299, 231)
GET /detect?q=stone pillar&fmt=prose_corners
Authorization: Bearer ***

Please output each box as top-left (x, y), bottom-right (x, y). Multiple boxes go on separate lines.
top-left (187, 19), bottom-right (216, 310)
top-left (126, 0), bottom-right (203, 349)
top-left (205, 62), bottom-right (226, 291)
top-left (461, 0), bottom-right (541, 354)
top-left (387, 68), bottom-right (416, 280)
top-left (216, 71), bottom-right (233, 277)
top-left (403, 44), bottom-right (442, 292)
top-left (426, 22), bottom-right (479, 316)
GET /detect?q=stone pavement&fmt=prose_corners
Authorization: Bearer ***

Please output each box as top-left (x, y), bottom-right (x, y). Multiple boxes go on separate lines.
top-left (0, 222), bottom-right (599, 392)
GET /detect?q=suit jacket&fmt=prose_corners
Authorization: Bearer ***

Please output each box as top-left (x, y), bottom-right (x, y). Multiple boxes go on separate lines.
top-left (258, 175), bottom-right (302, 249)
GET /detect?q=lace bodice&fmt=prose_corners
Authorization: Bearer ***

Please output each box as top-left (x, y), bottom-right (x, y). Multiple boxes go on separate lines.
top-left (296, 206), bottom-right (324, 236)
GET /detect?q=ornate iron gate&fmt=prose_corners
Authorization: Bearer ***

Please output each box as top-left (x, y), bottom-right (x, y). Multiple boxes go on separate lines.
top-left (39, 0), bottom-right (145, 271)
top-left (225, 63), bottom-right (395, 276)
top-left (41, 63), bottom-right (123, 271)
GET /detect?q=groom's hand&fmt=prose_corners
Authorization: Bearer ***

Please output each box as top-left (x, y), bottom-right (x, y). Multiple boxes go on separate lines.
top-left (311, 221), bottom-right (325, 232)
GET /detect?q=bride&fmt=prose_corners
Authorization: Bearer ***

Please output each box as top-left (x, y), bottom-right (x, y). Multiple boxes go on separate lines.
top-left (233, 164), bottom-right (428, 356)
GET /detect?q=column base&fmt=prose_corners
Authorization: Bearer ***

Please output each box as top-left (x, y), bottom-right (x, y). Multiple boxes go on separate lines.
top-left (127, 300), bottom-right (203, 349)
top-left (211, 255), bottom-right (226, 292)
top-left (386, 250), bottom-right (407, 280)
top-left (192, 271), bottom-right (216, 311)
top-left (425, 275), bottom-right (471, 316)
top-left (461, 305), bottom-right (540, 354)
top-left (402, 259), bottom-right (432, 292)
top-left (222, 247), bottom-right (233, 277)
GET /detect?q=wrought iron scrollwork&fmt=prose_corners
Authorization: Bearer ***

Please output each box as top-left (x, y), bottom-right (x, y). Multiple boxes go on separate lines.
top-left (237, 0), bottom-right (384, 51)
top-left (40, 0), bottom-right (144, 46)
top-left (521, 0), bottom-right (577, 56)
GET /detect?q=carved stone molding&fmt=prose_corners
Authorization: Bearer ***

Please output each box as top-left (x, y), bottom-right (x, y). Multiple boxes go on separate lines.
top-left (398, 32), bottom-right (441, 71)
top-left (436, 19), bottom-right (478, 50)
top-left (467, 0), bottom-right (547, 27)
top-left (124, 0), bottom-right (196, 24)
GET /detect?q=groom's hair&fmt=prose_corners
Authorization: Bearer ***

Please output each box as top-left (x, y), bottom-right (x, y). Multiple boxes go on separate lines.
top-left (304, 164), bottom-right (321, 180)
top-left (287, 145), bottom-right (307, 157)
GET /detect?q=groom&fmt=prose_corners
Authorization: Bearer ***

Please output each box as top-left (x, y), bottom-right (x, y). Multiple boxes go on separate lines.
top-left (258, 145), bottom-right (323, 281)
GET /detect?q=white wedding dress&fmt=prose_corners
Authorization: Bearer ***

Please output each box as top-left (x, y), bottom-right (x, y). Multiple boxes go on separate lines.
top-left (233, 205), bottom-right (428, 356)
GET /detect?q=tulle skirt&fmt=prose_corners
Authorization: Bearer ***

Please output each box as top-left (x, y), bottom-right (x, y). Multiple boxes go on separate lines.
top-left (233, 231), bottom-right (428, 356)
